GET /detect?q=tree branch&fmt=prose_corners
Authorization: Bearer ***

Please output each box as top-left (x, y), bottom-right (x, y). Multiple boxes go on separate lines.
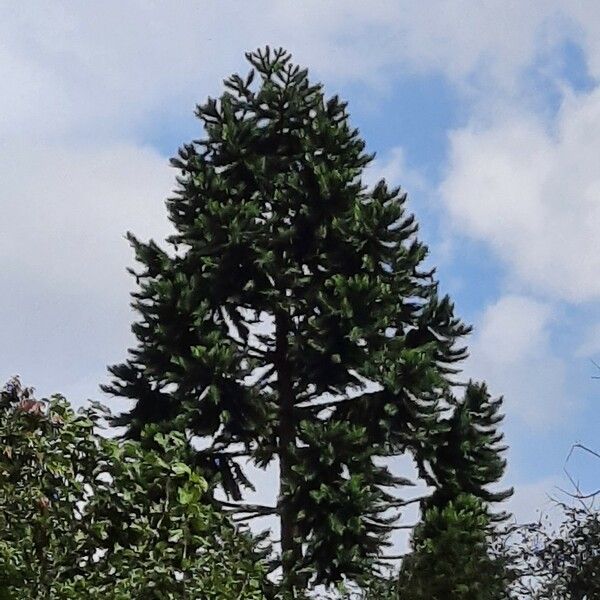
top-left (218, 500), bottom-right (278, 515)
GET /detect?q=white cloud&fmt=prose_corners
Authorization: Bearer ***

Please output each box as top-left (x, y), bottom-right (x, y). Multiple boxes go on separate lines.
top-left (0, 141), bottom-right (172, 295)
top-left (464, 296), bottom-right (571, 427)
top-left (576, 321), bottom-right (600, 357)
top-left (0, 2), bottom-right (597, 533)
top-left (0, 141), bottom-right (173, 401)
top-left (504, 476), bottom-right (563, 525)
top-left (365, 146), bottom-right (427, 194)
top-left (3, 0), bottom-right (569, 404)
top-left (441, 87), bottom-right (600, 302)
top-left (0, 1), bottom-right (595, 141)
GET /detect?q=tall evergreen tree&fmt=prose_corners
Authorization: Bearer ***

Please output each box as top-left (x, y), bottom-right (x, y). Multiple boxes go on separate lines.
top-left (104, 47), bottom-right (501, 594)
top-left (417, 381), bottom-right (513, 517)
top-left (397, 383), bottom-right (513, 600)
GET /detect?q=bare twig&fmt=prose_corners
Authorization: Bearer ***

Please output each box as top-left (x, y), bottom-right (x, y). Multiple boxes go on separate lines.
top-left (560, 442), bottom-right (600, 505)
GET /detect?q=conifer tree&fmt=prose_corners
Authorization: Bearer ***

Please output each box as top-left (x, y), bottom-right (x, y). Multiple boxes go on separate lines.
top-left (397, 494), bottom-right (511, 600)
top-left (417, 382), bottom-right (513, 517)
top-left (104, 47), bottom-right (503, 595)
top-left (397, 383), bottom-right (513, 600)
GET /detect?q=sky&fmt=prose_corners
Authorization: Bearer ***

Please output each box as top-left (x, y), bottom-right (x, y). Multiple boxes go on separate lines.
top-left (1, 1), bottom-right (599, 532)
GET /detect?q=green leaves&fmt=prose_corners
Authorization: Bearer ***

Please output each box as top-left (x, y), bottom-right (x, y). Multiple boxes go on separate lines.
top-left (283, 419), bottom-right (399, 584)
top-left (0, 379), bottom-right (268, 599)
top-left (507, 503), bottom-right (600, 598)
top-left (418, 382), bottom-right (512, 518)
top-left (171, 461), bottom-right (191, 477)
top-left (103, 47), bottom-right (508, 597)
top-left (397, 494), bottom-right (511, 600)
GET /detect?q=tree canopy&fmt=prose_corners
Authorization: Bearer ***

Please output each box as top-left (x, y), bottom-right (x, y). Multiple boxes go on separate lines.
top-left (104, 47), bottom-right (511, 595)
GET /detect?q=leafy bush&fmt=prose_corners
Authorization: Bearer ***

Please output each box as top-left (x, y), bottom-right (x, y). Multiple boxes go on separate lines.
top-left (0, 377), bottom-right (268, 599)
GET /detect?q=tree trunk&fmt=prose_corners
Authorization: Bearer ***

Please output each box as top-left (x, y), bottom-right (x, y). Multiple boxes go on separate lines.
top-left (275, 310), bottom-right (301, 595)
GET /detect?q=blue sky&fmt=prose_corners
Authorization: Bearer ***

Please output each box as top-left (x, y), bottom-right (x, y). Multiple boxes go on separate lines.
top-left (1, 2), bottom-right (599, 528)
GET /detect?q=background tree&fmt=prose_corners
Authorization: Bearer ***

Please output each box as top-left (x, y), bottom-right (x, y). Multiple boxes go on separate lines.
top-left (417, 381), bottom-right (513, 516)
top-left (529, 504), bottom-right (600, 599)
top-left (104, 47), bottom-right (505, 594)
top-left (355, 384), bottom-right (513, 600)
top-left (396, 494), bottom-right (512, 600)
top-left (0, 378), bottom-right (267, 599)
top-left (506, 445), bottom-right (600, 599)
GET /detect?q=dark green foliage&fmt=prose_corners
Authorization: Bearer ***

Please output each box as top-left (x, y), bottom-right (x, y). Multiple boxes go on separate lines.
top-left (397, 494), bottom-right (511, 600)
top-left (354, 574), bottom-right (399, 600)
top-left (418, 382), bottom-right (513, 517)
top-left (395, 384), bottom-right (513, 599)
top-left (104, 47), bottom-right (508, 593)
top-left (0, 378), bottom-right (267, 599)
top-left (288, 420), bottom-right (399, 585)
